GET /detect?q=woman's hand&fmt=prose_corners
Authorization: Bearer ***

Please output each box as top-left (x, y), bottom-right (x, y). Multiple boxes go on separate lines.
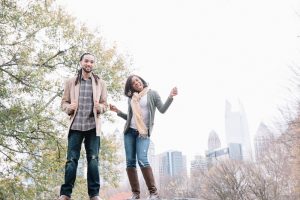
top-left (109, 104), bottom-right (119, 113)
top-left (169, 87), bottom-right (178, 98)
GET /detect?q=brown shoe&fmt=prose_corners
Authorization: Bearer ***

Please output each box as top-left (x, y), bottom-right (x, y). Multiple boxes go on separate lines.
top-left (141, 166), bottom-right (160, 199)
top-left (58, 195), bottom-right (71, 200)
top-left (126, 167), bottom-right (140, 199)
top-left (126, 193), bottom-right (140, 200)
top-left (90, 196), bottom-right (101, 200)
top-left (148, 193), bottom-right (161, 200)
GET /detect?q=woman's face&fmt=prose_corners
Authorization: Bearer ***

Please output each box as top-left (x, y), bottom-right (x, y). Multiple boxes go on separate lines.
top-left (131, 76), bottom-right (144, 92)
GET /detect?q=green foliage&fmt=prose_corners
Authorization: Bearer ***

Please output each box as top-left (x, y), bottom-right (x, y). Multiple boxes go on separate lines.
top-left (0, 0), bottom-right (130, 198)
top-left (100, 132), bottom-right (123, 188)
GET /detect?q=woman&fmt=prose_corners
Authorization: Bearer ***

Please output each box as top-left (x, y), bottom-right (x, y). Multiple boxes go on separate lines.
top-left (110, 75), bottom-right (177, 200)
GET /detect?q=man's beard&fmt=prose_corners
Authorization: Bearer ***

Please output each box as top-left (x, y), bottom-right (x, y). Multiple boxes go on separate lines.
top-left (82, 67), bottom-right (92, 73)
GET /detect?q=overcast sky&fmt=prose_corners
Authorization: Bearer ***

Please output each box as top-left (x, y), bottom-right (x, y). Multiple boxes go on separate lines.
top-left (57, 0), bottom-right (300, 164)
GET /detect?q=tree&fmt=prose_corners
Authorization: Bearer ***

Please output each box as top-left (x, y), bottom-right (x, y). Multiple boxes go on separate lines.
top-left (284, 67), bottom-right (300, 198)
top-left (199, 160), bottom-right (248, 200)
top-left (274, 65), bottom-right (300, 198)
top-left (196, 141), bottom-right (297, 200)
top-left (0, 0), bottom-right (130, 198)
top-left (159, 175), bottom-right (190, 199)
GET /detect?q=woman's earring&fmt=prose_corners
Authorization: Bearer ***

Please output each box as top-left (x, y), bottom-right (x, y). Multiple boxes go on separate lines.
top-left (127, 91), bottom-right (132, 96)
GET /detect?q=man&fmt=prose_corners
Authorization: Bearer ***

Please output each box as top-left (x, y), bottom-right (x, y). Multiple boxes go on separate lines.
top-left (58, 53), bottom-right (107, 200)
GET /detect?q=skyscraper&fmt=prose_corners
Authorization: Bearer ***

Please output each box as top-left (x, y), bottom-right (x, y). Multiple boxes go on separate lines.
top-left (190, 155), bottom-right (208, 177)
top-left (208, 130), bottom-right (221, 151)
top-left (158, 150), bottom-right (187, 178)
top-left (205, 143), bottom-right (242, 168)
top-left (147, 140), bottom-right (159, 186)
top-left (157, 150), bottom-right (187, 190)
top-left (254, 122), bottom-right (274, 162)
top-left (148, 140), bottom-right (156, 169)
top-left (225, 99), bottom-right (252, 161)
top-left (112, 128), bottom-right (127, 185)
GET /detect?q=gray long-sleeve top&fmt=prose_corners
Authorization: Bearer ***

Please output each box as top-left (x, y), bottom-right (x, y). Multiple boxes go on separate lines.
top-left (117, 89), bottom-right (173, 136)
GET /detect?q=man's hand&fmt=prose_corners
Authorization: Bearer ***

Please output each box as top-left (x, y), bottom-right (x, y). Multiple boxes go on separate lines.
top-left (95, 101), bottom-right (108, 113)
top-left (69, 101), bottom-right (77, 111)
top-left (94, 101), bottom-right (100, 113)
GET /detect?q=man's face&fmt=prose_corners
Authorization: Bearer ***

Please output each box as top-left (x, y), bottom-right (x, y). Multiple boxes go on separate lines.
top-left (80, 54), bottom-right (95, 73)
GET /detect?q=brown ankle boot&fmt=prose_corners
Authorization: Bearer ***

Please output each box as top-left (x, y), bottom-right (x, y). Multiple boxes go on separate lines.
top-left (126, 168), bottom-right (140, 199)
top-left (141, 166), bottom-right (160, 200)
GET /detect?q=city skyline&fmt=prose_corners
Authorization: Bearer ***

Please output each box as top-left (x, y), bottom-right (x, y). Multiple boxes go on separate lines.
top-left (57, 0), bottom-right (300, 165)
top-left (2, 0), bottom-right (299, 199)
top-left (107, 99), bottom-right (281, 179)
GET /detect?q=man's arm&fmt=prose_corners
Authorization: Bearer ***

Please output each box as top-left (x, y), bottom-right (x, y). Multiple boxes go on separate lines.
top-left (95, 80), bottom-right (108, 114)
top-left (61, 79), bottom-right (76, 115)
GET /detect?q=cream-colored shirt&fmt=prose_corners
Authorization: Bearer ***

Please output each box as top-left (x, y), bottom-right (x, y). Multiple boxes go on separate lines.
top-left (130, 94), bottom-right (149, 129)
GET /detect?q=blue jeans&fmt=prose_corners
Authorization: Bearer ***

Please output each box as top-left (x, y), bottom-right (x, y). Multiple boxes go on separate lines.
top-left (60, 128), bottom-right (100, 198)
top-left (124, 128), bottom-right (150, 168)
